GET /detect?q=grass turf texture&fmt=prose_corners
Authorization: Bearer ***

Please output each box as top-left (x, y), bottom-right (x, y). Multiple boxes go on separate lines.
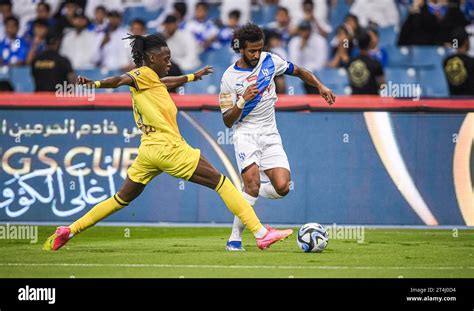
top-left (0, 226), bottom-right (473, 278)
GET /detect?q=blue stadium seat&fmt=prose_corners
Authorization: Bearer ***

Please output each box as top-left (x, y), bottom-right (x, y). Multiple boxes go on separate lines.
top-left (330, 83), bottom-right (352, 95)
top-left (378, 26), bottom-right (397, 47)
top-left (185, 79), bottom-right (218, 94)
top-left (385, 45), bottom-right (412, 67)
top-left (185, 51), bottom-right (224, 94)
top-left (385, 67), bottom-right (418, 85)
top-left (418, 67), bottom-right (449, 97)
top-left (200, 48), bottom-right (233, 70)
top-left (197, 49), bottom-right (230, 94)
top-left (316, 68), bottom-right (348, 85)
top-left (207, 3), bottom-right (221, 21)
top-left (285, 76), bottom-right (306, 95)
top-left (385, 68), bottom-right (418, 84)
top-left (411, 46), bottom-right (447, 68)
top-left (328, 0), bottom-right (351, 33)
top-left (251, 4), bottom-right (278, 26)
top-left (383, 67), bottom-right (421, 98)
top-left (315, 68), bottom-right (349, 95)
top-left (123, 6), bottom-right (163, 25)
top-left (9, 66), bottom-right (34, 92)
top-left (276, 68), bottom-right (350, 96)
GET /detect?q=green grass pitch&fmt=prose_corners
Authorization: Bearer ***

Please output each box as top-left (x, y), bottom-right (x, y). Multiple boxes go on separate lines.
top-left (0, 226), bottom-right (473, 278)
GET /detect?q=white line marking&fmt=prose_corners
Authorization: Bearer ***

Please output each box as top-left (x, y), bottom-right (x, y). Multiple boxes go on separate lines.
top-left (364, 112), bottom-right (438, 225)
top-left (1, 263), bottom-right (473, 270)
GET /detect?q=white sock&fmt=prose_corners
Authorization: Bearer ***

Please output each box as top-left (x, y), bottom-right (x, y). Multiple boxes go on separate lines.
top-left (228, 192), bottom-right (258, 242)
top-left (254, 226), bottom-right (268, 239)
top-left (259, 182), bottom-right (283, 199)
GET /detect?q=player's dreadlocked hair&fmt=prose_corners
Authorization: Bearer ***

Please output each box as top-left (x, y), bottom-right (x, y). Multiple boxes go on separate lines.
top-left (231, 23), bottom-right (264, 52)
top-left (123, 33), bottom-right (168, 67)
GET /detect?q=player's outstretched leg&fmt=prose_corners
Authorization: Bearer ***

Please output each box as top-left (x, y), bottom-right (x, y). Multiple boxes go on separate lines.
top-left (43, 177), bottom-right (145, 251)
top-left (189, 156), bottom-right (293, 250)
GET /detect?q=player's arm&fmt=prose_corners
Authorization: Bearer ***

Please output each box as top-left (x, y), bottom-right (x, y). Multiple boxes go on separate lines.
top-left (375, 62), bottom-right (385, 90)
top-left (376, 74), bottom-right (385, 89)
top-left (76, 74), bottom-right (133, 88)
top-left (292, 65), bottom-right (336, 105)
top-left (222, 84), bottom-right (259, 128)
top-left (161, 65), bottom-right (214, 90)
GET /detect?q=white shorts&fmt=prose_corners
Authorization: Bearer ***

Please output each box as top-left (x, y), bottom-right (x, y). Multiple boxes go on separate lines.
top-left (233, 131), bottom-right (290, 179)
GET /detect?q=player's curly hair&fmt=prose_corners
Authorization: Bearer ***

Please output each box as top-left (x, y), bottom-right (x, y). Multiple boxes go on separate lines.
top-left (231, 23), bottom-right (264, 52)
top-left (123, 33), bottom-right (168, 67)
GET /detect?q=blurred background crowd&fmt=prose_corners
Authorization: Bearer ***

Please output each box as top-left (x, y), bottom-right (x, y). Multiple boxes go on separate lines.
top-left (0, 0), bottom-right (473, 97)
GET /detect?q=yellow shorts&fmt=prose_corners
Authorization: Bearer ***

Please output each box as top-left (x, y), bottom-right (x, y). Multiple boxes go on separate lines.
top-left (127, 140), bottom-right (201, 185)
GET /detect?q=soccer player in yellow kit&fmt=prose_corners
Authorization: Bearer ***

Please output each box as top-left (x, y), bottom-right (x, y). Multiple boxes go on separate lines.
top-left (43, 34), bottom-right (292, 251)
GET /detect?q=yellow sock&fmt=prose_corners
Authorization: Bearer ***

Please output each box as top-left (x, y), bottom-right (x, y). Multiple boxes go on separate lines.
top-left (69, 194), bottom-right (129, 235)
top-left (215, 175), bottom-right (264, 235)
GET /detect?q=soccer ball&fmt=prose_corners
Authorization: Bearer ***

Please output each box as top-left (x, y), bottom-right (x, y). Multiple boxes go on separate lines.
top-left (297, 223), bottom-right (329, 253)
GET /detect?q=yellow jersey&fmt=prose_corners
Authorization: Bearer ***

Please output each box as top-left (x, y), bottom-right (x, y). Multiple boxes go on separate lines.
top-left (126, 66), bottom-right (182, 145)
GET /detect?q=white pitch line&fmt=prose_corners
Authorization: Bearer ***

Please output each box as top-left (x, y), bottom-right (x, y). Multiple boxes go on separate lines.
top-left (1, 263), bottom-right (473, 270)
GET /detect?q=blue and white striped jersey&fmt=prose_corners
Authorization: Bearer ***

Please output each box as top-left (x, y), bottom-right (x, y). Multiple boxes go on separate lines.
top-left (219, 52), bottom-right (294, 132)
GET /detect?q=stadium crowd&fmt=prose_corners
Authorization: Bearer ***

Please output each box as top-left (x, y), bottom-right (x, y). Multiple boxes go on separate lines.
top-left (0, 0), bottom-right (473, 96)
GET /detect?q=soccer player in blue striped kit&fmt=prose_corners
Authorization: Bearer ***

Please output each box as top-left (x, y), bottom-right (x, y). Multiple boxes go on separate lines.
top-left (219, 23), bottom-right (336, 250)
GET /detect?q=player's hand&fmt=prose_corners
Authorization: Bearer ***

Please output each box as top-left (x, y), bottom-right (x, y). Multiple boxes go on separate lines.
top-left (319, 85), bottom-right (336, 106)
top-left (76, 75), bottom-right (94, 87)
top-left (243, 84), bottom-right (259, 102)
top-left (411, 0), bottom-right (424, 12)
top-left (194, 65), bottom-right (214, 81)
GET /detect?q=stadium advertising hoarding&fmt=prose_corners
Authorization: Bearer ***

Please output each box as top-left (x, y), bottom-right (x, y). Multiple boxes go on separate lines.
top-left (0, 108), bottom-right (472, 226)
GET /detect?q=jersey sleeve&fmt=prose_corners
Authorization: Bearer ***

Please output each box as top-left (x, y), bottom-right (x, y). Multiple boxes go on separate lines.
top-left (126, 67), bottom-right (153, 90)
top-left (219, 73), bottom-right (236, 114)
top-left (272, 53), bottom-right (294, 76)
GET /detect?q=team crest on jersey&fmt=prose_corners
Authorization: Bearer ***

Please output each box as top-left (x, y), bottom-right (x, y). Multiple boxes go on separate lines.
top-left (262, 68), bottom-right (272, 81)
